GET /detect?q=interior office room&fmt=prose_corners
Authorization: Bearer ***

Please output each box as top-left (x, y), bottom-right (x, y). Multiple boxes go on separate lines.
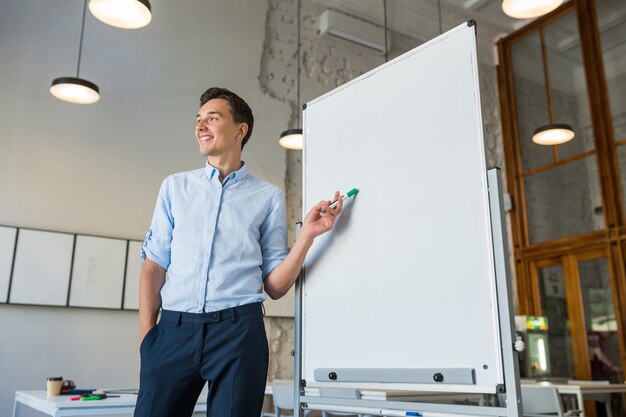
top-left (1, 0), bottom-right (625, 416)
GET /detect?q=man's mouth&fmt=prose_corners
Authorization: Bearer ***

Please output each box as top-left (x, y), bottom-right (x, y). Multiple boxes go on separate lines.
top-left (199, 135), bottom-right (213, 143)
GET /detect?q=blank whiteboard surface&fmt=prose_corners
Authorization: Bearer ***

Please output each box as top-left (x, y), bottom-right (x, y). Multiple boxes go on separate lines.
top-left (69, 235), bottom-right (126, 309)
top-left (302, 23), bottom-right (502, 392)
top-left (10, 229), bottom-right (74, 306)
top-left (123, 241), bottom-right (143, 310)
top-left (0, 226), bottom-right (17, 303)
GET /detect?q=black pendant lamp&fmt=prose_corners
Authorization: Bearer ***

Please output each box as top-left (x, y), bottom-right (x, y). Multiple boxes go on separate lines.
top-left (89, 0), bottom-right (152, 29)
top-left (279, 0), bottom-right (303, 150)
top-left (531, 26), bottom-right (575, 146)
top-left (50, 0), bottom-right (100, 104)
top-left (532, 123), bottom-right (575, 146)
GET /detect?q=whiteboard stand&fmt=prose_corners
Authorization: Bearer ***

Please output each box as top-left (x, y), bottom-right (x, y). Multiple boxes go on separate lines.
top-left (294, 169), bottom-right (522, 417)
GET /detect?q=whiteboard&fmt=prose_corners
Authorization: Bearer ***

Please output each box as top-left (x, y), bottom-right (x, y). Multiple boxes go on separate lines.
top-left (301, 23), bottom-right (502, 393)
top-left (0, 226), bottom-right (17, 303)
top-left (10, 229), bottom-right (74, 306)
top-left (69, 235), bottom-right (126, 309)
top-left (123, 240), bottom-right (142, 310)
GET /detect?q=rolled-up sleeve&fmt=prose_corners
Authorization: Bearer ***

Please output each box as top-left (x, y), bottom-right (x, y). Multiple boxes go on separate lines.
top-left (140, 178), bottom-right (174, 270)
top-left (260, 188), bottom-right (289, 278)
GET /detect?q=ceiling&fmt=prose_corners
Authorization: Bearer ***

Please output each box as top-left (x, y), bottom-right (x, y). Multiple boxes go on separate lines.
top-left (309, 0), bottom-right (538, 66)
top-left (311, 0), bottom-right (532, 43)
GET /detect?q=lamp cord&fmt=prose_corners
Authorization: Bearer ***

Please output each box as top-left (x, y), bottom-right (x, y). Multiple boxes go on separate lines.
top-left (296, 0), bottom-right (301, 127)
top-left (383, 0), bottom-right (388, 63)
top-left (437, 0), bottom-right (443, 35)
top-left (76, 0), bottom-right (88, 77)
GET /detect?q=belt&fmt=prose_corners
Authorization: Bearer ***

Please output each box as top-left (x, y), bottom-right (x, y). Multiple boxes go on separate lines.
top-left (160, 302), bottom-right (262, 325)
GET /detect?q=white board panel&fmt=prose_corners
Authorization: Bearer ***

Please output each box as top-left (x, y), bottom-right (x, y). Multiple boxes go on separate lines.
top-left (0, 226), bottom-right (17, 303)
top-left (69, 235), bottom-right (126, 309)
top-left (10, 229), bottom-right (74, 306)
top-left (123, 240), bottom-right (143, 310)
top-left (301, 23), bottom-right (502, 393)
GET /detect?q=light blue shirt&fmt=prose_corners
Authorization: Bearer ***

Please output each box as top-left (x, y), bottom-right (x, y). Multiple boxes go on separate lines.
top-left (141, 161), bottom-right (288, 313)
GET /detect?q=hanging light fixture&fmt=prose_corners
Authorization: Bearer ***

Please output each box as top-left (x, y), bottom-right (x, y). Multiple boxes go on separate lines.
top-left (279, 0), bottom-right (303, 150)
top-left (531, 27), bottom-right (575, 146)
top-left (50, 0), bottom-right (100, 104)
top-left (502, 0), bottom-right (564, 19)
top-left (279, 129), bottom-right (304, 150)
top-left (532, 123), bottom-right (575, 145)
top-left (89, 0), bottom-right (152, 29)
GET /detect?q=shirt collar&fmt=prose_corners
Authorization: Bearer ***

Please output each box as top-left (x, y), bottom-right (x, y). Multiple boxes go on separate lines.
top-left (204, 160), bottom-right (248, 185)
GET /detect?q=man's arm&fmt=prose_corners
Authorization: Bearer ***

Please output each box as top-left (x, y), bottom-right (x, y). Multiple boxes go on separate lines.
top-left (264, 192), bottom-right (343, 300)
top-left (139, 258), bottom-right (166, 343)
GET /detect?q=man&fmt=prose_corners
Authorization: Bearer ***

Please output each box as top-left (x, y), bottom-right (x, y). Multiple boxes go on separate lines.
top-left (135, 87), bottom-right (342, 417)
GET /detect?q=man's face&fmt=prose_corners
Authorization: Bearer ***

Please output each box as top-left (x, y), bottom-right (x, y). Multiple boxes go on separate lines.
top-left (195, 98), bottom-right (245, 158)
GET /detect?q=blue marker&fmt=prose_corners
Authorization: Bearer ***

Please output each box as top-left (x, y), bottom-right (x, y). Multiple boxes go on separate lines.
top-left (379, 410), bottom-right (422, 417)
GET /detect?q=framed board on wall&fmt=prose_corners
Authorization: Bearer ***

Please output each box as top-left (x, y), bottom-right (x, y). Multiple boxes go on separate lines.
top-left (69, 235), bottom-right (127, 309)
top-left (123, 240), bottom-right (143, 310)
top-left (9, 229), bottom-right (74, 306)
top-left (0, 226), bottom-right (17, 303)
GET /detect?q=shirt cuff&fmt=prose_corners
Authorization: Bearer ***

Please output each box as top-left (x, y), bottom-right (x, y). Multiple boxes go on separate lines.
top-left (261, 257), bottom-right (285, 280)
top-left (140, 241), bottom-right (170, 270)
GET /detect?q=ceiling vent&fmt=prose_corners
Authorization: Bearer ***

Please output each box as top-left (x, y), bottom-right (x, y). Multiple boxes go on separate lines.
top-left (319, 9), bottom-right (388, 55)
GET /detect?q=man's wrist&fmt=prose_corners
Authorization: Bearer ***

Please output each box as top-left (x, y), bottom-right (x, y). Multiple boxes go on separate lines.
top-left (297, 230), bottom-right (315, 248)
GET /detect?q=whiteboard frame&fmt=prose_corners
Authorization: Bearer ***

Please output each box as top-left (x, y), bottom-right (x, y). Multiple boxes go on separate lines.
top-left (1, 224), bottom-right (145, 311)
top-left (294, 22), bottom-right (521, 417)
top-left (9, 228), bottom-right (74, 306)
top-left (69, 235), bottom-right (127, 309)
top-left (0, 226), bottom-right (17, 303)
top-left (123, 240), bottom-right (143, 310)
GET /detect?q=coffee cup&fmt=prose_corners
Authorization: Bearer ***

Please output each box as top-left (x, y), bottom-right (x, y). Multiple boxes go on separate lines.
top-left (46, 377), bottom-right (63, 398)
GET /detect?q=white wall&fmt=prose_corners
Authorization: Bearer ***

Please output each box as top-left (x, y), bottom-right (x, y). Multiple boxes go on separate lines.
top-left (0, 0), bottom-right (289, 415)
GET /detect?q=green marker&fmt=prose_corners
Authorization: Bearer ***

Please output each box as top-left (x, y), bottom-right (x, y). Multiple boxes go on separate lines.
top-left (321, 188), bottom-right (359, 213)
top-left (80, 395), bottom-right (103, 401)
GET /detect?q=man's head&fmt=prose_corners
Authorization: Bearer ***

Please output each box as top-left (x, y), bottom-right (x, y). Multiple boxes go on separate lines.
top-left (197, 87), bottom-right (254, 153)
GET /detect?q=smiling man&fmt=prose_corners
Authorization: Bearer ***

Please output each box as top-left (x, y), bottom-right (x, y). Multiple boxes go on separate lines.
top-left (134, 87), bottom-right (342, 417)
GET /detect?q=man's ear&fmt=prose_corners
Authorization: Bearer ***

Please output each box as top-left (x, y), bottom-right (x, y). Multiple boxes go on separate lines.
top-left (236, 122), bottom-right (249, 142)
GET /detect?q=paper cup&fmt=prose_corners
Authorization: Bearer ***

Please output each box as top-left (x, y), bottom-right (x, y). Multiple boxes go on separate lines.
top-left (46, 377), bottom-right (63, 398)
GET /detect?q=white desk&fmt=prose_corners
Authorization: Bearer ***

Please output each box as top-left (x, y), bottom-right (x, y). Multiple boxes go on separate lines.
top-left (521, 381), bottom-right (626, 417)
top-left (14, 388), bottom-right (274, 417)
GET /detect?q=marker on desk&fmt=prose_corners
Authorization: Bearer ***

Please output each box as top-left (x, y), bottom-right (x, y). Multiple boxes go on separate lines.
top-left (80, 395), bottom-right (102, 401)
top-left (321, 187), bottom-right (359, 213)
top-left (79, 394), bottom-right (118, 401)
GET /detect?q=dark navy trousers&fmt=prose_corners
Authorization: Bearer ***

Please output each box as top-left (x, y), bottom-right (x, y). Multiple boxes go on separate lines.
top-left (134, 302), bottom-right (269, 417)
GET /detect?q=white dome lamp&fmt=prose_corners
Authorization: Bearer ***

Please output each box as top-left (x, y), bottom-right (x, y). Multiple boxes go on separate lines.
top-left (279, 129), bottom-right (304, 150)
top-left (532, 123), bottom-right (575, 145)
top-left (502, 0), bottom-right (565, 19)
top-left (50, 0), bottom-right (100, 104)
top-left (89, 0), bottom-right (152, 29)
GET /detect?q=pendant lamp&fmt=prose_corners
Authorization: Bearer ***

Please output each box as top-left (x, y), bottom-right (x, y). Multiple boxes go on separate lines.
top-left (89, 0), bottom-right (152, 29)
top-left (502, 0), bottom-right (564, 19)
top-left (279, 129), bottom-right (304, 150)
top-left (531, 27), bottom-right (575, 146)
top-left (50, 0), bottom-right (100, 104)
top-left (279, 0), bottom-right (303, 150)
top-left (532, 123), bottom-right (575, 145)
